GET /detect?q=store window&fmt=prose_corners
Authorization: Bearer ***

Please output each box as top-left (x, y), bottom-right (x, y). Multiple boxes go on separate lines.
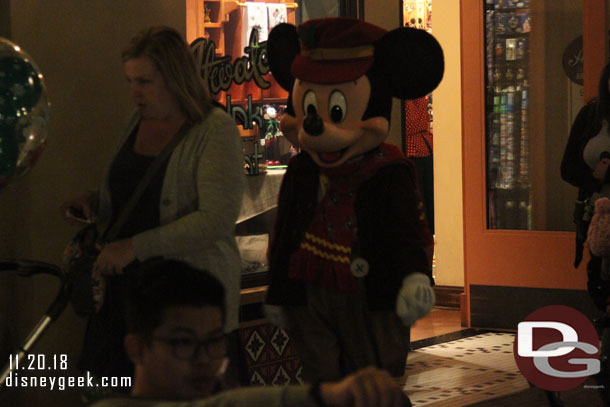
top-left (187, 0), bottom-right (363, 143)
top-left (484, 0), bottom-right (584, 231)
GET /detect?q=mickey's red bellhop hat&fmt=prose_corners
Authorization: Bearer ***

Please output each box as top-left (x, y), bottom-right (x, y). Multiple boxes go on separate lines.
top-left (291, 18), bottom-right (388, 84)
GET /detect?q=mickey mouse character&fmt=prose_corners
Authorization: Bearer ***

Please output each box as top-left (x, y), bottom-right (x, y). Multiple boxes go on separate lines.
top-left (265, 17), bottom-right (444, 383)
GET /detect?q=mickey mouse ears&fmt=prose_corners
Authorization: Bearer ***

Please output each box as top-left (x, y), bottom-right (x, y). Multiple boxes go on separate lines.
top-left (268, 18), bottom-right (444, 99)
top-left (373, 26), bottom-right (445, 99)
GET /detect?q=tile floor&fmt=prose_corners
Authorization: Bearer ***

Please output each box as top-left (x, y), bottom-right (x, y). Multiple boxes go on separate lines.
top-left (404, 332), bottom-right (529, 406)
top-left (406, 308), bottom-right (607, 407)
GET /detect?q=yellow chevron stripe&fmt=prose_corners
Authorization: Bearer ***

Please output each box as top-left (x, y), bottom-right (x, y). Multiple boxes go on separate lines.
top-left (301, 242), bottom-right (351, 264)
top-left (304, 232), bottom-right (351, 254)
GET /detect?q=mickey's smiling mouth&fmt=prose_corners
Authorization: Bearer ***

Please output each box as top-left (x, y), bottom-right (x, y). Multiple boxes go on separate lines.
top-left (318, 148), bottom-right (347, 164)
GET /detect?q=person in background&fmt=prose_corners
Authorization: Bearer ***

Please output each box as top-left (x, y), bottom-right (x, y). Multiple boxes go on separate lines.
top-left (561, 61), bottom-right (610, 402)
top-left (404, 95), bottom-right (434, 234)
top-left (88, 259), bottom-right (410, 407)
top-left (561, 61), bottom-right (610, 315)
top-left (60, 26), bottom-right (245, 392)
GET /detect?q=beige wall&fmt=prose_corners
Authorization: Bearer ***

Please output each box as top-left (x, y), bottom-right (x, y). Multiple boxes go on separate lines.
top-left (430, 0), bottom-right (464, 286)
top-left (365, 0), bottom-right (464, 287)
top-left (2, 2), bottom-right (184, 406)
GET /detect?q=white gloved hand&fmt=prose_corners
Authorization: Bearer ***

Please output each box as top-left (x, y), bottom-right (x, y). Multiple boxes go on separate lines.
top-left (396, 272), bottom-right (435, 327)
top-left (263, 304), bottom-right (290, 329)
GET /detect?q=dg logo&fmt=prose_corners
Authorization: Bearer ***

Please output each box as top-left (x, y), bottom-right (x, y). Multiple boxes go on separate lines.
top-left (513, 305), bottom-right (600, 391)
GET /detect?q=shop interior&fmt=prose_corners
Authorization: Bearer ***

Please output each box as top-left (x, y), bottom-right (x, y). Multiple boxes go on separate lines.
top-left (0, 0), bottom-right (608, 406)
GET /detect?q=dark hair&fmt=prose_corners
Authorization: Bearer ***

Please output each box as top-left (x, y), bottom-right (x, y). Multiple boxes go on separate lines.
top-left (122, 26), bottom-right (213, 123)
top-left (596, 62), bottom-right (610, 125)
top-left (124, 259), bottom-right (225, 339)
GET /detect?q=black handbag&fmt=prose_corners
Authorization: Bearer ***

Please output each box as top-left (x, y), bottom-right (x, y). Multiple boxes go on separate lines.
top-left (62, 224), bottom-right (101, 316)
top-left (62, 122), bottom-right (192, 316)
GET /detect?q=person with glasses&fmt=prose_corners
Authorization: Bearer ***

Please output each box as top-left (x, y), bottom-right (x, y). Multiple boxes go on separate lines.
top-left (119, 259), bottom-right (228, 400)
top-left (88, 259), bottom-right (410, 406)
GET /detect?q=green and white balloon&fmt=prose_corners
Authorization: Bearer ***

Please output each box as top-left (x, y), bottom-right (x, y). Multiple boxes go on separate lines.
top-left (0, 37), bottom-right (50, 190)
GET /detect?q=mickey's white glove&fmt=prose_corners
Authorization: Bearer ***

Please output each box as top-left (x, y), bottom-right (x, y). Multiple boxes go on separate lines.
top-left (263, 304), bottom-right (290, 329)
top-left (396, 272), bottom-right (435, 327)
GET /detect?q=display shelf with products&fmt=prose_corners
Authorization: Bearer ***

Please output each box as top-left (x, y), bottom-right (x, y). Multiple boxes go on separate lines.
top-left (484, 0), bottom-right (532, 230)
top-left (203, 1), bottom-right (225, 54)
top-left (188, 0), bottom-right (297, 139)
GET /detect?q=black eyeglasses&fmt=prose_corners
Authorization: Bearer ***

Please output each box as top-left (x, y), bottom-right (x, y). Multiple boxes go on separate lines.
top-left (152, 334), bottom-right (227, 361)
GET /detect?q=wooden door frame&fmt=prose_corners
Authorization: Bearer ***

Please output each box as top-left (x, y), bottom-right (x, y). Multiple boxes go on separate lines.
top-left (460, 0), bottom-right (608, 327)
top-left (584, 0), bottom-right (608, 101)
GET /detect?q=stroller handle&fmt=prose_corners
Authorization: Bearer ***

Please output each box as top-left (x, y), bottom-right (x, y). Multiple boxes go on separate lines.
top-left (0, 259), bottom-right (71, 390)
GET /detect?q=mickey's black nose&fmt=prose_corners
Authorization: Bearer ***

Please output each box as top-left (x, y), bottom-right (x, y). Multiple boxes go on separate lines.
top-left (303, 105), bottom-right (324, 136)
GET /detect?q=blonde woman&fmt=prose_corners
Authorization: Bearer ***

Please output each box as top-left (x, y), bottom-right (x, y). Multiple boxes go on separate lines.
top-left (61, 26), bottom-right (244, 388)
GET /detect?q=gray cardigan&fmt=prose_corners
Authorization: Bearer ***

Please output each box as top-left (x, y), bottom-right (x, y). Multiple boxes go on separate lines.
top-left (96, 108), bottom-right (245, 332)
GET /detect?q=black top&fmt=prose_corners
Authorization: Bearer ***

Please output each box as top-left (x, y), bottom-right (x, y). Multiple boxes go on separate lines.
top-left (561, 101), bottom-right (610, 311)
top-left (107, 125), bottom-right (169, 240)
top-left (78, 125), bottom-right (169, 382)
top-left (561, 101), bottom-right (607, 200)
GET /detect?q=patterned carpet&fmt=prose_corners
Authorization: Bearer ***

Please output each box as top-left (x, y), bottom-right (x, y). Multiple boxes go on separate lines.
top-left (240, 324), bottom-right (532, 406)
top-left (240, 322), bottom-right (304, 386)
top-left (403, 332), bottom-right (530, 406)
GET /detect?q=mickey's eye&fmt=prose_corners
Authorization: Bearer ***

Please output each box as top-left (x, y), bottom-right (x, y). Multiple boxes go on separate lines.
top-left (328, 90), bottom-right (347, 123)
top-left (303, 91), bottom-right (318, 116)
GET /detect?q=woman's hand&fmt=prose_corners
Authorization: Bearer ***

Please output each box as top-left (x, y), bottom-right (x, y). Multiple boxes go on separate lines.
top-left (93, 239), bottom-right (136, 276)
top-left (593, 158), bottom-right (610, 181)
top-left (60, 191), bottom-right (96, 226)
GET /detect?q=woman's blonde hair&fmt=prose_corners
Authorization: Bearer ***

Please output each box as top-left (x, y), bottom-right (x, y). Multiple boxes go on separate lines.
top-left (122, 26), bottom-right (212, 123)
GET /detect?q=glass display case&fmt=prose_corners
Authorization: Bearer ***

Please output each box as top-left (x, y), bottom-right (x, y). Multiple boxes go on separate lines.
top-left (484, 0), bottom-right (585, 231)
top-left (484, 0), bottom-right (532, 230)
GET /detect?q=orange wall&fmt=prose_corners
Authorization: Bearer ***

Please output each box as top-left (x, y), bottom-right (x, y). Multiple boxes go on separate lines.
top-left (583, 0), bottom-right (609, 101)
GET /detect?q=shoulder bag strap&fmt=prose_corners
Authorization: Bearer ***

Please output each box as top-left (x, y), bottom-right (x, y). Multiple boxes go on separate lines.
top-left (102, 121), bottom-right (193, 242)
